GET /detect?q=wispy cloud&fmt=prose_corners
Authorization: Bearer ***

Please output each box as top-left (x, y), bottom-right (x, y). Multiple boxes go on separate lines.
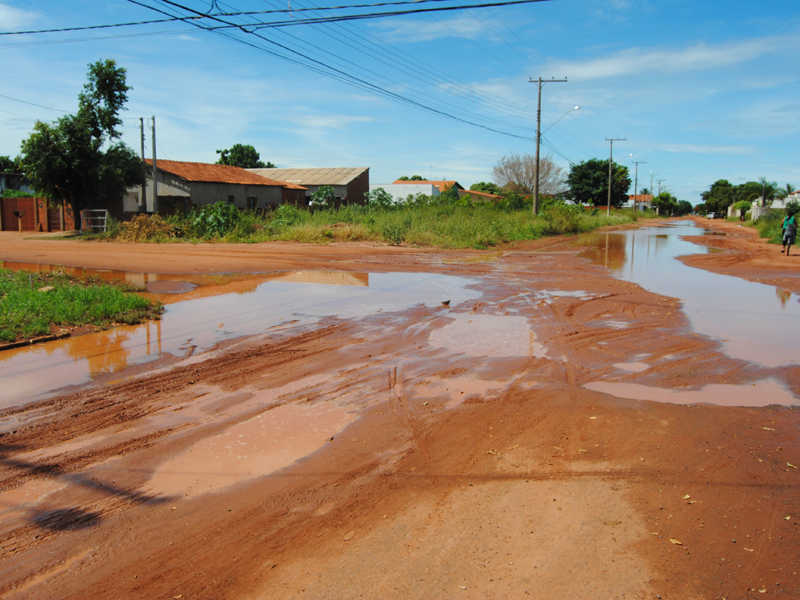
top-left (0, 2), bottom-right (38, 30)
top-left (287, 114), bottom-right (376, 130)
top-left (370, 16), bottom-right (485, 43)
top-left (654, 143), bottom-right (753, 155)
top-left (176, 34), bottom-right (201, 42)
top-left (551, 34), bottom-right (797, 81)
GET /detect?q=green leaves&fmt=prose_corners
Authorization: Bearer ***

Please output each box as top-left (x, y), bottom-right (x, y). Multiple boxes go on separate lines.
top-left (187, 201), bottom-right (241, 239)
top-left (215, 144), bottom-right (274, 168)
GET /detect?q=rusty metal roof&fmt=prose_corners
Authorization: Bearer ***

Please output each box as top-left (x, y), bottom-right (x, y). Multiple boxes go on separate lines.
top-left (248, 167), bottom-right (368, 186)
top-left (147, 160), bottom-right (306, 189)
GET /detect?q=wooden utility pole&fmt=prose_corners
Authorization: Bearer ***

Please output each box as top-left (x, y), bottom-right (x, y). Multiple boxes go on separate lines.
top-left (605, 138), bottom-right (626, 216)
top-left (139, 118), bottom-right (147, 213)
top-left (151, 116), bottom-right (158, 215)
top-left (529, 77), bottom-right (567, 215)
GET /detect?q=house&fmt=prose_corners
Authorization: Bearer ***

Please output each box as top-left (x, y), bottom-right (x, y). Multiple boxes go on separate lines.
top-left (125, 160), bottom-right (306, 215)
top-left (369, 183), bottom-right (440, 204)
top-left (392, 180), bottom-right (464, 194)
top-left (627, 194), bottom-right (653, 211)
top-left (458, 189), bottom-right (503, 203)
top-left (247, 167), bottom-right (369, 206)
top-left (771, 191), bottom-right (800, 210)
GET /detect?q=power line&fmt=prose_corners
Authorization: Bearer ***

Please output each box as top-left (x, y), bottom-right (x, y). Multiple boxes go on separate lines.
top-left (0, 93), bottom-right (71, 114)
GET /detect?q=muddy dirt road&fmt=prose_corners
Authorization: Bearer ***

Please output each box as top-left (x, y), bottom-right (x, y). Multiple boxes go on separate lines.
top-left (0, 217), bottom-right (798, 599)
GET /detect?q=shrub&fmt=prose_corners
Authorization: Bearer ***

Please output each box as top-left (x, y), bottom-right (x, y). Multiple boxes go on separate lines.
top-left (187, 201), bottom-right (240, 239)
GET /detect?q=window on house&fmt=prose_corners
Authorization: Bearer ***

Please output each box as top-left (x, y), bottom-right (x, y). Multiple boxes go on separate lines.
top-left (227, 195), bottom-right (235, 204)
top-left (247, 197), bottom-right (257, 209)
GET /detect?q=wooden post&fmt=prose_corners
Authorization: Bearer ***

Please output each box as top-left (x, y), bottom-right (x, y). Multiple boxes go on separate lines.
top-left (59, 201), bottom-right (65, 231)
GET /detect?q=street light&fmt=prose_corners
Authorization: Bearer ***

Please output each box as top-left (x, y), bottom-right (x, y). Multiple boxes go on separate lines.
top-left (542, 106), bottom-right (580, 135)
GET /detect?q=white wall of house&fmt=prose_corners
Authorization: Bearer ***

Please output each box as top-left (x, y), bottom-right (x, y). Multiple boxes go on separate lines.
top-left (125, 170), bottom-right (283, 212)
top-left (369, 184), bottom-right (439, 203)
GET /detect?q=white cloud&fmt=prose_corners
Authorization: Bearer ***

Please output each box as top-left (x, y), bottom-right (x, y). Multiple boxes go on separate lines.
top-left (176, 34), bottom-right (201, 42)
top-left (287, 114), bottom-right (376, 130)
top-left (0, 3), bottom-right (38, 30)
top-left (653, 143), bottom-right (753, 155)
top-left (370, 16), bottom-right (485, 43)
top-left (550, 34), bottom-right (797, 81)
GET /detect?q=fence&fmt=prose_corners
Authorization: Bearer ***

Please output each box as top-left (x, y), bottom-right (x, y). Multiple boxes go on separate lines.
top-left (80, 209), bottom-right (109, 233)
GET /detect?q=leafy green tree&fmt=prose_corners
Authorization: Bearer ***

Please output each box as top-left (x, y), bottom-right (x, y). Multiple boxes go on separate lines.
top-left (675, 200), bottom-right (693, 216)
top-left (732, 200), bottom-right (752, 221)
top-left (700, 180), bottom-right (735, 214)
top-left (470, 182), bottom-right (504, 196)
top-left (311, 185), bottom-right (335, 208)
top-left (20, 59), bottom-right (141, 227)
top-left (0, 155), bottom-right (21, 173)
top-left (640, 187), bottom-right (650, 196)
top-left (652, 192), bottom-right (678, 215)
top-left (398, 175), bottom-right (424, 181)
top-left (215, 144), bottom-right (274, 168)
top-left (566, 158), bottom-right (631, 208)
top-left (366, 187), bottom-right (394, 208)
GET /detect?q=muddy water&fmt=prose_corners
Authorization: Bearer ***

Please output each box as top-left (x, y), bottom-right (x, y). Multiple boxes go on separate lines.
top-left (585, 380), bottom-right (796, 407)
top-left (577, 223), bottom-right (800, 368)
top-left (0, 270), bottom-right (479, 407)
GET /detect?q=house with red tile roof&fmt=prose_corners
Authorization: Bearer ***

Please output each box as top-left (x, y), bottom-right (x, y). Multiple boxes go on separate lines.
top-left (125, 160), bottom-right (306, 215)
top-left (626, 194), bottom-right (653, 211)
top-left (392, 180), bottom-right (464, 194)
top-left (458, 189), bottom-right (503, 203)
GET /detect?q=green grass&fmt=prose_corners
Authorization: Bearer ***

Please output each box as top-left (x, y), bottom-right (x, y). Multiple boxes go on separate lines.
top-left (0, 269), bottom-right (162, 343)
top-left (744, 210), bottom-right (786, 244)
top-left (101, 203), bottom-right (640, 249)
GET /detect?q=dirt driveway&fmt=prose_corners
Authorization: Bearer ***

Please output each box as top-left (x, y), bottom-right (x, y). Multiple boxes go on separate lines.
top-left (0, 218), bottom-right (798, 599)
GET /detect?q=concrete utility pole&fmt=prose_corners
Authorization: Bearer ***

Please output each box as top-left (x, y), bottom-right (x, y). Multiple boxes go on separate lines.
top-left (139, 118), bottom-right (147, 213)
top-left (650, 172), bottom-right (655, 197)
top-left (151, 116), bottom-right (158, 215)
top-left (632, 160), bottom-right (646, 211)
top-left (529, 77), bottom-right (568, 215)
top-left (605, 138), bottom-right (626, 216)
top-left (657, 179), bottom-right (666, 196)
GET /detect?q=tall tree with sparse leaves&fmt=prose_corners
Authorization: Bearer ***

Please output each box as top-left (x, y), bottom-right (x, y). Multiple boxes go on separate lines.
top-left (20, 59), bottom-right (141, 227)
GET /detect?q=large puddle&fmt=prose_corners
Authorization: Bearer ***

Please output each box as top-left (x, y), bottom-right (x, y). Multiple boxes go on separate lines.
top-left (576, 224), bottom-right (800, 368)
top-left (0, 269), bottom-right (480, 407)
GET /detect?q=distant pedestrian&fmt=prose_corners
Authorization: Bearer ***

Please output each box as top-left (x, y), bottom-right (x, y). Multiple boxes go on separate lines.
top-left (782, 211), bottom-right (797, 256)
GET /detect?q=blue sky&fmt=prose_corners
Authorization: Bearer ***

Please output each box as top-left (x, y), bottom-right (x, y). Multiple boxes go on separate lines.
top-left (1, 0), bottom-right (799, 203)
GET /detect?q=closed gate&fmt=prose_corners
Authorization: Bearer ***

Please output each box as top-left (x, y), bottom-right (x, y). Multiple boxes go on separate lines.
top-left (1, 198), bottom-right (36, 231)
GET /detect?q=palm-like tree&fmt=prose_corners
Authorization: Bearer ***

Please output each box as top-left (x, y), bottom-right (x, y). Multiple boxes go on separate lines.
top-left (776, 183), bottom-right (796, 199)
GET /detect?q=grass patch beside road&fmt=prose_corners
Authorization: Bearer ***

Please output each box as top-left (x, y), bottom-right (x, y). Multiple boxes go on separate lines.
top-left (99, 203), bottom-right (640, 249)
top-left (0, 269), bottom-right (161, 343)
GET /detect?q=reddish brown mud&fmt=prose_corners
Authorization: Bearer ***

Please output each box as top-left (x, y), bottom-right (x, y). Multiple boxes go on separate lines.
top-left (0, 229), bottom-right (798, 600)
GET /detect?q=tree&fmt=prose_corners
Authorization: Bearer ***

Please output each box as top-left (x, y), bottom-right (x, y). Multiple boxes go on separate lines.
top-left (732, 200), bottom-right (752, 221)
top-left (470, 182), bottom-right (504, 196)
top-left (640, 187), bottom-right (650, 196)
top-left (757, 177), bottom-right (778, 205)
top-left (215, 144), bottom-right (274, 168)
top-left (398, 175), bottom-right (423, 181)
top-left (675, 200), bottom-right (693, 216)
top-left (492, 153), bottom-right (566, 197)
top-left (310, 185), bottom-right (335, 208)
top-left (566, 158), bottom-right (631, 208)
top-left (652, 192), bottom-right (678, 216)
top-left (20, 59), bottom-right (141, 227)
top-left (0, 155), bottom-right (21, 173)
top-left (365, 187), bottom-right (394, 208)
top-left (700, 180), bottom-right (735, 214)
top-left (776, 183), bottom-right (796, 199)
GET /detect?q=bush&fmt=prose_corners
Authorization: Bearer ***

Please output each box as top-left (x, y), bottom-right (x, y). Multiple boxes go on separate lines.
top-left (1, 189), bottom-right (35, 198)
top-left (187, 201), bottom-right (240, 239)
top-left (117, 214), bottom-right (177, 242)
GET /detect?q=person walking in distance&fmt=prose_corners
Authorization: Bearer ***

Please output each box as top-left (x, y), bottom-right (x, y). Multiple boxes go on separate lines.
top-left (782, 205), bottom-right (797, 255)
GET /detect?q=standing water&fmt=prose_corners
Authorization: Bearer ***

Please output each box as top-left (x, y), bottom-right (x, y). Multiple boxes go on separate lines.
top-left (576, 222), bottom-right (799, 368)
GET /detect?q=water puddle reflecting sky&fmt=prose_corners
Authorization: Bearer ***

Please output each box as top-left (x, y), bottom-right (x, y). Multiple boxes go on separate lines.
top-left (0, 270), bottom-right (480, 407)
top-left (576, 223), bottom-right (800, 368)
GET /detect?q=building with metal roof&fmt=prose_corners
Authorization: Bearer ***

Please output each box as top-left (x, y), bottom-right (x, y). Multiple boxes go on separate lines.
top-left (248, 167), bottom-right (369, 206)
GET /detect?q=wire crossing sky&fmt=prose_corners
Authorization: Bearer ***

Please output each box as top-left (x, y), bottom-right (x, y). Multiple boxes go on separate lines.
top-left (1, 0), bottom-right (799, 200)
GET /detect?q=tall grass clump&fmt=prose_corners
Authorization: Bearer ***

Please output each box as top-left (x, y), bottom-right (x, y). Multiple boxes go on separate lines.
top-left (102, 196), bottom-right (638, 249)
top-left (751, 209), bottom-right (787, 244)
top-left (0, 269), bottom-right (161, 342)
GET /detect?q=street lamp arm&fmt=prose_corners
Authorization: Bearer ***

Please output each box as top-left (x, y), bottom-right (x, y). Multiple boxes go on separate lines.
top-left (542, 106), bottom-right (579, 135)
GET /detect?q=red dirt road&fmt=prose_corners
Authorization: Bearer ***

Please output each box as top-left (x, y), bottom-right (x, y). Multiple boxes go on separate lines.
top-left (0, 220), bottom-right (798, 599)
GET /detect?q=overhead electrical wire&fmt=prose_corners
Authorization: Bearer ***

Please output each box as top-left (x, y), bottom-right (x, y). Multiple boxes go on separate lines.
top-left (127, 0), bottom-right (541, 141)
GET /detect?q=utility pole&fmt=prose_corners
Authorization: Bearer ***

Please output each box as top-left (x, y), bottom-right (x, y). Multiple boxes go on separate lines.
top-left (650, 172), bottom-right (655, 198)
top-left (530, 77), bottom-right (568, 215)
top-left (605, 138), bottom-right (626, 216)
top-left (151, 116), bottom-right (158, 215)
top-left (632, 161), bottom-right (646, 212)
top-left (139, 118), bottom-right (147, 213)
top-left (657, 179), bottom-right (665, 196)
